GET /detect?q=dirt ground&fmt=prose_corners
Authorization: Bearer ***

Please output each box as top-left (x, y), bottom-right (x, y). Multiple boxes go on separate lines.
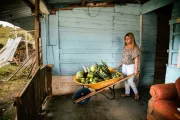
top-left (0, 65), bottom-right (29, 120)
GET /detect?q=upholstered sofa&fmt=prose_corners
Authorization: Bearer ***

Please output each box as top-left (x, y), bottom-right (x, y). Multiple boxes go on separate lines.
top-left (147, 77), bottom-right (180, 120)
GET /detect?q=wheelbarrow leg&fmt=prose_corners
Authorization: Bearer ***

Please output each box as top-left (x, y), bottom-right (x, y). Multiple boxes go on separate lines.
top-left (100, 85), bottom-right (116, 100)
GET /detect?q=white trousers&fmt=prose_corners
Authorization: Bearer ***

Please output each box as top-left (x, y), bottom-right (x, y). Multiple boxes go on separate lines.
top-left (122, 64), bottom-right (138, 94)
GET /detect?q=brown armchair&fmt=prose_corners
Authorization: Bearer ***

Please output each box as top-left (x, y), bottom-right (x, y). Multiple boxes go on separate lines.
top-left (147, 77), bottom-right (180, 120)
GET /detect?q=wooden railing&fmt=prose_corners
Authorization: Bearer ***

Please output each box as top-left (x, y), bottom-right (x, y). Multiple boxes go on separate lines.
top-left (15, 64), bottom-right (53, 120)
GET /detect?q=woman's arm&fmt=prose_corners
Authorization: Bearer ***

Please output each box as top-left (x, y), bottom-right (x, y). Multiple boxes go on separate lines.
top-left (114, 61), bottom-right (123, 70)
top-left (134, 56), bottom-right (139, 75)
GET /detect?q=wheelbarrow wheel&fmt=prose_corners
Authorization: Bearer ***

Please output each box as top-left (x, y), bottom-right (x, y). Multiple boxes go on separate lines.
top-left (72, 88), bottom-right (91, 105)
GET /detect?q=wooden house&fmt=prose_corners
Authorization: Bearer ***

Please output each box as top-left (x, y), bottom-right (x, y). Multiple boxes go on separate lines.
top-left (0, 0), bottom-right (180, 119)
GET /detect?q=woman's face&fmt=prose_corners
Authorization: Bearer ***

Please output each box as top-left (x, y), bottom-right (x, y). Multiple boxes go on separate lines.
top-left (125, 36), bottom-right (132, 45)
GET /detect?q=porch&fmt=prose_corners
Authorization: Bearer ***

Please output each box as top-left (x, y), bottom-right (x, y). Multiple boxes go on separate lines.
top-left (45, 87), bottom-right (150, 120)
top-left (0, 0), bottom-right (180, 120)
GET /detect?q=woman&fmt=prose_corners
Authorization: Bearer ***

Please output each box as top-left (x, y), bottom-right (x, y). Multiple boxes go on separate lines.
top-left (115, 32), bottom-right (140, 100)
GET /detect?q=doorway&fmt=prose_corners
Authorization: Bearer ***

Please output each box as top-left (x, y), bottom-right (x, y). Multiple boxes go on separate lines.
top-left (154, 4), bottom-right (173, 84)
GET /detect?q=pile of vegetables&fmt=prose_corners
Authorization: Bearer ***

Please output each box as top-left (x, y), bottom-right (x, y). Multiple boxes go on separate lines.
top-left (76, 61), bottom-right (123, 84)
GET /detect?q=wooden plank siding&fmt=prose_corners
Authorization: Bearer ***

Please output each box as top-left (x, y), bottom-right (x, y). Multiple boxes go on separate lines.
top-left (41, 4), bottom-right (158, 94)
top-left (165, 1), bottom-right (180, 83)
top-left (140, 12), bottom-right (157, 86)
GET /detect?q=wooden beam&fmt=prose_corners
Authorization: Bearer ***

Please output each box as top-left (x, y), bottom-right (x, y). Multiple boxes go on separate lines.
top-left (34, 0), bottom-right (40, 68)
top-left (82, 0), bottom-right (86, 6)
top-left (52, 4), bottom-right (115, 11)
top-left (40, 0), bottom-right (50, 14)
top-left (141, 0), bottom-right (175, 14)
top-left (32, 0), bottom-right (50, 14)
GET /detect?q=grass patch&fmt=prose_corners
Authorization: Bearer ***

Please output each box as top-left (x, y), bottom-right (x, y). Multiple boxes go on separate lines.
top-left (0, 77), bottom-right (28, 120)
top-left (0, 65), bottom-right (19, 81)
top-left (0, 105), bottom-right (16, 120)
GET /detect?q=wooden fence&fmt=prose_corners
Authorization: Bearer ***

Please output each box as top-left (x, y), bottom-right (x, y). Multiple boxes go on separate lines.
top-left (15, 64), bottom-right (53, 120)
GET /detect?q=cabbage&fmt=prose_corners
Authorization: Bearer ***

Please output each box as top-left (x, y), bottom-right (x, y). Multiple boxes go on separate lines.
top-left (90, 65), bottom-right (97, 72)
top-left (76, 71), bottom-right (84, 79)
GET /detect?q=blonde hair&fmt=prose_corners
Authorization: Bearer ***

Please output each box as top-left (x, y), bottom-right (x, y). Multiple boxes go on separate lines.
top-left (124, 32), bottom-right (137, 48)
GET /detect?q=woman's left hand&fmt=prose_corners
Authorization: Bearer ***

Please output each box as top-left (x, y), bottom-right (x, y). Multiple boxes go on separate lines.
top-left (135, 70), bottom-right (139, 75)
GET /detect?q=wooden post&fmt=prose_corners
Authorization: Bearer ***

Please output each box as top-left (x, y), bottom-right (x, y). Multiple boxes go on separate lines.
top-left (139, 15), bottom-right (142, 49)
top-left (25, 31), bottom-right (29, 59)
top-left (46, 64), bottom-right (53, 95)
top-left (15, 27), bottom-right (17, 38)
top-left (138, 15), bottom-right (143, 84)
top-left (82, 0), bottom-right (86, 6)
top-left (34, 0), bottom-right (40, 68)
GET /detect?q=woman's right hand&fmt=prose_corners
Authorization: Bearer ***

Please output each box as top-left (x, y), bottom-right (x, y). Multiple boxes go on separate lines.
top-left (113, 65), bottom-right (121, 71)
top-left (113, 61), bottom-right (122, 70)
top-left (112, 68), bottom-right (118, 71)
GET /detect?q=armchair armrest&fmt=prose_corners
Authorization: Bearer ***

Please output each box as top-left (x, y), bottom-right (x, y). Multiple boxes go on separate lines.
top-left (150, 83), bottom-right (177, 101)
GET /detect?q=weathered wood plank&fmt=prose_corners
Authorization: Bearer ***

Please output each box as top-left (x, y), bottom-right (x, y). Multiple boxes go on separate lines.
top-left (58, 49), bottom-right (123, 54)
top-left (59, 31), bottom-right (113, 41)
top-left (59, 21), bottom-right (113, 29)
top-left (59, 40), bottom-right (112, 49)
top-left (141, 73), bottom-right (154, 86)
top-left (60, 53), bottom-right (113, 61)
top-left (73, 7), bottom-right (114, 12)
top-left (59, 9), bottom-right (140, 18)
top-left (142, 44), bottom-right (156, 52)
top-left (58, 10), bottom-right (113, 21)
top-left (142, 67), bottom-right (155, 73)
top-left (52, 76), bottom-right (80, 95)
top-left (59, 17), bottom-right (113, 25)
top-left (49, 14), bottom-right (58, 45)
top-left (142, 60), bottom-right (155, 67)
top-left (115, 4), bottom-right (141, 15)
top-left (113, 20), bottom-right (139, 26)
top-left (142, 53), bottom-right (156, 61)
top-left (54, 4), bottom-right (115, 11)
top-left (114, 24), bottom-right (139, 31)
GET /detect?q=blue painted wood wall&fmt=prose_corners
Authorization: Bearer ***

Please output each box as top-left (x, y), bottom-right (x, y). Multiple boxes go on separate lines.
top-left (41, 4), bottom-right (158, 86)
top-left (140, 12), bottom-right (157, 86)
top-left (165, 1), bottom-right (180, 83)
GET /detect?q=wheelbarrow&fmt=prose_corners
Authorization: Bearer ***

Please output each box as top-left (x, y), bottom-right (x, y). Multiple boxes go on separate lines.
top-left (72, 69), bottom-right (137, 104)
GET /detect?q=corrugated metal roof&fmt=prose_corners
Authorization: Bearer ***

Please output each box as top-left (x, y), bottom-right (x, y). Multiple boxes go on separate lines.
top-left (0, 0), bottom-right (34, 30)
